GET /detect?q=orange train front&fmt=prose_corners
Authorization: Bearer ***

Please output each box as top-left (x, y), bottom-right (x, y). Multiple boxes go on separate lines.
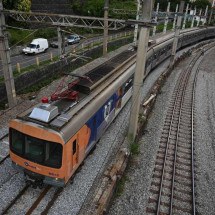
top-left (9, 50), bottom-right (135, 187)
top-left (10, 119), bottom-right (91, 187)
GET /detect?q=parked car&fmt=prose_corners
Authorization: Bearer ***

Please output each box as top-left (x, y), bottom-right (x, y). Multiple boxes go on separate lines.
top-left (22, 38), bottom-right (49, 55)
top-left (67, 34), bottom-right (80, 45)
top-left (50, 38), bottom-right (68, 48)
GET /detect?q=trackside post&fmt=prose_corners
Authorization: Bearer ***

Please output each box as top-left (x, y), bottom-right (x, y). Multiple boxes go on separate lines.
top-left (170, 1), bottom-right (185, 67)
top-left (128, 0), bottom-right (153, 140)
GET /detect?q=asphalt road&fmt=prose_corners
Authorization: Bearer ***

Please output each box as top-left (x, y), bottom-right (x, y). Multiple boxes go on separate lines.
top-left (0, 32), bottom-right (131, 78)
top-left (0, 44), bottom-right (77, 77)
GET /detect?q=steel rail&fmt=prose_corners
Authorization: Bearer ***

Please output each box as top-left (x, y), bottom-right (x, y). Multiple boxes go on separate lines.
top-left (25, 185), bottom-right (51, 215)
top-left (0, 133), bottom-right (9, 165)
top-left (156, 51), bottom-right (191, 214)
top-left (156, 42), bottom-right (215, 214)
top-left (1, 185), bottom-right (30, 214)
top-left (41, 187), bottom-right (63, 215)
top-left (169, 53), bottom-right (201, 215)
top-left (190, 42), bottom-right (215, 215)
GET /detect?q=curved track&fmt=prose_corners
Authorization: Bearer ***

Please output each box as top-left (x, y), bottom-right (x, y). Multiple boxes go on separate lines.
top-left (0, 134), bottom-right (9, 165)
top-left (146, 43), bottom-right (215, 215)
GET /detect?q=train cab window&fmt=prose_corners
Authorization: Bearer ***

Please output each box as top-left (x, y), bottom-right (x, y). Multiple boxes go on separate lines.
top-left (25, 136), bottom-right (45, 163)
top-left (45, 143), bottom-right (62, 168)
top-left (73, 140), bottom-right (77, 155)
top-left (10, 128), bottom-right (63, 169)
top-left (10, 128), bottom-right (25, 155)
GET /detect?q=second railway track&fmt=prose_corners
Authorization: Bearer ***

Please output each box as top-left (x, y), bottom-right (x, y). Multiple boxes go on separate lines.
top-left (146, 43), bottom-right (215, 215)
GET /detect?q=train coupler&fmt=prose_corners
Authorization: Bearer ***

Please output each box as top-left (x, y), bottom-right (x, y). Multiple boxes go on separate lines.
top-left (26, 178), bottom-right (44, 189)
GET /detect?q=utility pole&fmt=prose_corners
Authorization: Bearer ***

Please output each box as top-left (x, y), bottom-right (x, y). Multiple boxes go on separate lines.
top-left (163, 2), bottom-right (170, 34)
top-left (57, 27), bottom-right (66, 57)
top-left (197, 9), bottom-right (202, 27)
top-left (182, 3), bottom-right (189, 29)
top-left (0, 0), bottom-right (17, 107)
top-left (208, 7), bottom-right (214, 25)
top-left (128, 0), bottom-right (153, 140)
top-left (170, 1), bottom-right (185, 67)
top-left (57, 27), bottom-right (62, 57)
top-left (152, 3), bottom-right (159, 37)
top-left (172, 4), bottom-right (178, 31)
top-left (103, 0), bottom-right (109, 57)
top-left (191, 6), bottom-right (196, 28)
top-left (133, 0), bottom-right (141, 46)
top-left (203, 5), bottom-right (208, 25)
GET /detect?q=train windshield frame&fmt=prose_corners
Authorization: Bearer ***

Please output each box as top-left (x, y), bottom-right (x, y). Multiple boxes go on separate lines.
top-left (9, 128), bottom-right (63, 169)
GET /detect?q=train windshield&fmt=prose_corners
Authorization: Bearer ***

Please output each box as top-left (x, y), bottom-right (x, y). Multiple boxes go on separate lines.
top-left (10, 128), bottom-right (62, 169)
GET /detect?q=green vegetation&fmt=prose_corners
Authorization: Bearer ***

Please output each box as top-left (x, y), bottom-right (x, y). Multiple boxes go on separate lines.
top-left (7, 27), bottom-right (57, 46)
top-left (71, 0), bottom-right (136, 19)
top-left (14, 57), bottom-right (59, 77)
top-left (130, 142), bottom-right (140, 155)
top-left (3, 0), bottom-right (31, 11)
top-left (19, 72), bottom-right (60, 94)
top-left (114, 175), bottom-right (129, 197)
top-left (109, 0), bottom-right (136, 19)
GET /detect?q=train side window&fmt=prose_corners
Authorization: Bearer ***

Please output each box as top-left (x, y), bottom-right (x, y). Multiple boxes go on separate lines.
top-left (73, 140), bottom-right (77, 155)
top-left (124, 78), bottom-right (133, 93)
top-left (104, 100), bottom-right (112, 119)
top-left (104, 105), bottom-right (108, 118)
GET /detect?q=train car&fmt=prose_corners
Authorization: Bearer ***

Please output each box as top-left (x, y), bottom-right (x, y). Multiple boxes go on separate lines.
top-left (9, 49), bottom-right (136, 187)
top-left (9, 27), bottom-right (215, 187)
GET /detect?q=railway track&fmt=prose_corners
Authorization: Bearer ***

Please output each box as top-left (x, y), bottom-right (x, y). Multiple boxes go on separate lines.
top-left (1, 184), bottom-right (63, 215)
top-left (146, 44), bottom-right (215, 214)
top-left (0, 133), bottom-right (9, 165)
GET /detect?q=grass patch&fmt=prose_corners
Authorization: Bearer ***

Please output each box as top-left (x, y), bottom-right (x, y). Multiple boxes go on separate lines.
top-left (8, 27), bottom-right (57, 46)
top-left (127, 133), bottom-right (140, 156)
top-left (0, 56), bottom-right (60, 85)
top-left (114, 175), bottom-right (128, 198)
top-left (18, 72), bottom-right (61, 94)
top-left (130, 142), bottom-right (140, 155)
top-left (14, 57), bottom-right (59, 77)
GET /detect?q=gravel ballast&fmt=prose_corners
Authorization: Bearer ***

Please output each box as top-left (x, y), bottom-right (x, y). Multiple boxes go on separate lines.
top-left (108, 46), bottom-right (215, 215)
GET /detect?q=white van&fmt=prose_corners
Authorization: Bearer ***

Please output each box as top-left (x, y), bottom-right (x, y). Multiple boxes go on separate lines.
top-left (23, 38), bottom-right (49, 55)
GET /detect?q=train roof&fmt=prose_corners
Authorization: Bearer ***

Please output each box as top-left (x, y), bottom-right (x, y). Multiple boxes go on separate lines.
top-left (17, 48), bottom-right (136, 130)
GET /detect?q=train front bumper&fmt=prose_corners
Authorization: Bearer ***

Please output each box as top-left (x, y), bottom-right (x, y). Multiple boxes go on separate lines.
top-left (12, 162), bottom-right (65, 187)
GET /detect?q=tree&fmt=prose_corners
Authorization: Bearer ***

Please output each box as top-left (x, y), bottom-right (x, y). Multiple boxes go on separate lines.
top-left (3, 0), bottom-right (31, 11)
top-left (72, 0), bottom-right (104, 17)
top-left (3, 0), bottom-right (15, 9)
top-left (72, 0), bottom-right (136, 18)
top-left (14, 0), bottom-right (31, 12)
top-left (191, 0), bottom-right (211, 9)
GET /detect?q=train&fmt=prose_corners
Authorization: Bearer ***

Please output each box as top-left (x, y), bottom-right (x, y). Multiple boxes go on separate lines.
top-left (9, 27), bottom-right (215, 187)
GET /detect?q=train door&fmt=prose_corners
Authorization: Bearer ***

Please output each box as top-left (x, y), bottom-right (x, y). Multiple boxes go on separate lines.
top-left (72, 139), bottom-right (79, 168)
